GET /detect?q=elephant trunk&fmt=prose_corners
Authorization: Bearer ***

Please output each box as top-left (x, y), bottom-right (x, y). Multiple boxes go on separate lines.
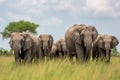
top-left (13, 42), bottom-right (22, 63)
top-left (84, 37), bottom-right (92, 61)
top-left (43, 48), bottom-right (49, 56)
top-left (85, 43), bottom-right (92, 61)
top-left (14, 48), bottom-right (21, 63)
top-left (105, 43), bottom-right (111, 62)
top-left (106, 49), bottom-right (110, 62)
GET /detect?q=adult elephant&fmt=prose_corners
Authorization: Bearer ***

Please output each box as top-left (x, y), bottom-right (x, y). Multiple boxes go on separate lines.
top-left (56, 38), bottom-right (68, 58)
top-left (9, 32), bottom-right (39, 63)
top-left (38, 34), bottom-right (54, 59)
top-left (65, 24), bottom-right (98, 62)
top-left (92, 34), bottom-right (119, 62)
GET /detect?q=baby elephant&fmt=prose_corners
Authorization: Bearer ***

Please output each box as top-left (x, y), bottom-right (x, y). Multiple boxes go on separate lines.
top-left (56, 38), bottom-right (68, 58)
top-left (49, 43), bottom-right (58, 58)
top-left (92, 34), bottom-right (119, 62)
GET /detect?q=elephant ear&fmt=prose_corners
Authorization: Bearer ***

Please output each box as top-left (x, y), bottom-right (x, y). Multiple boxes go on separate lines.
top-left (72, 29), bottom-right (82, 44)
top-left (49, 35), bottom-right (54, 48)
top-left (111, 36), bottom-right (119, 48)
top-left (9, 39), bottom-right (13, 48)
top-left (89, 26), bottom-right (98, 41)
top-left (23, 34), bottom-right (32, 51)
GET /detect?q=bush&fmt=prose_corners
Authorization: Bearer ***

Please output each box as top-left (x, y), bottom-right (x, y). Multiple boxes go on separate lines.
top-left (111, 47), bottom-right (119, 56)
top-left (0, 48), bottom-right (13, 56)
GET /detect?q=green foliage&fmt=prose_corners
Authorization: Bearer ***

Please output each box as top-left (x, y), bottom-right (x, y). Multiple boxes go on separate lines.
top-left (0, 56), bottom-right (120, 80)
top-left (0, 20), bottom-right (39, 39)
top-left (0, 48), bottom-right (13, 56)
top-left (111, 47), bottom-right (119, 56)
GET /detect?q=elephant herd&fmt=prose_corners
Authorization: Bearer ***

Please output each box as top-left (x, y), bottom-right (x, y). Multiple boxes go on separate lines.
top-left (9, 24), bottom-right (119, 63)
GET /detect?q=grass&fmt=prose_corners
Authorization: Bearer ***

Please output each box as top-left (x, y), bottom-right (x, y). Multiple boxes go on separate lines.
top-left (0, 56), bottom-right (120, 80)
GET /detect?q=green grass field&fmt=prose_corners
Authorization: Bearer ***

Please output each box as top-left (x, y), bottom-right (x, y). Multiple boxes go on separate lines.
top-left (0, 56), bottom-right (120, 80)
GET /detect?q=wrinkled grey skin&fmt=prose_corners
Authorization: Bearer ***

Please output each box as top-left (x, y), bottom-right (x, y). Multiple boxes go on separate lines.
top-left (38, 34), bottom-right (54, 59)
top-left (65, 24), bottom-right (98, 62)
top-left (92, 34), bottom-right (119, 62)
top-left (56, 39), bottom-right (68, 58)
top-left (49, 43), bottom-right (58, 58)
top-left (9, 32), bottom-right (39, 63)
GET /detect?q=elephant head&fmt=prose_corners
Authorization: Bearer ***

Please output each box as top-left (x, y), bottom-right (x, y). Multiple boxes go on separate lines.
top-left (56, 39), bottom-right (66, 51)
top-left (21, 32), bottom-right (33, 51)
top-left (88, 25), bottom-right (98, 41)
top-left (56, 39), bottom-right (67, 57)
top-left (95, 35), bottom-right (119, 62)
top-left (50, 43), bottom-right (58, 58)
top-left (9, 32), bottom-right (25, 62)
top-left (57, 41), bottom-right (62, 51)
top-left (72, 25), bottom-right (98, 44)
top-left (38, 34), bottom-right (54, 56)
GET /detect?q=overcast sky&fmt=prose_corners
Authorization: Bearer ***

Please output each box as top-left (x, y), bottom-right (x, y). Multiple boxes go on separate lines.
top-left (0, 0), bottom-right (120, 50)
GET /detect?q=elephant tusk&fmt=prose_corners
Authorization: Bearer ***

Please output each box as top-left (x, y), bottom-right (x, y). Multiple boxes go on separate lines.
top-left (20, 50), bottom-right (21, 54)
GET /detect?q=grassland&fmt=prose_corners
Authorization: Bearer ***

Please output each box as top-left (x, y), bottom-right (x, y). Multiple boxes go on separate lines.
top-left (0, 56), bottom-right (120, 80)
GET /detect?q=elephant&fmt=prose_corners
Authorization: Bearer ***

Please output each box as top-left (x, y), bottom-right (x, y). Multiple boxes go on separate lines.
top-left (65, 24), bottom-right (98, 62)
top-left (49, 43), bottom-right (58, 58)
top-left (55, 38), bottom-right (68, 58)
top-left (9, 32), bottom-right (39, 63)
top-left (38, 34), bottom-right (54, 59)
top-left (92, 34), bottom-right (119, 62)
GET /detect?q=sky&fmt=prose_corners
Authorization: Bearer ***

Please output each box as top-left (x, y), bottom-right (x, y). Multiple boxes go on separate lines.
top-left (0, 0), bottom-right (120, 51)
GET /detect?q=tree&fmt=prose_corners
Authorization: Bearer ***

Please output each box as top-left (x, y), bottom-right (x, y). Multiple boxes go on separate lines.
top-left (111, 47), bottom-right (119, 56)
top-left (0, 20), bottom-right (39, 39)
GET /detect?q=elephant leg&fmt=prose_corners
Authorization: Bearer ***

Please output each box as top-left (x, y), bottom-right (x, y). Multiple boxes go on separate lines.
top-left (69, 53), bottom-right (74, 61)
top-left (34, 52), bottom-right (38, 62)
top-left (63, 51), bottom-right (67, 58)
top-left (38, 49), bottom-right (44, 61)
top-left (99, 48), bottom-right (105, 61)
top-left (92, 52), bottom-right (96, 61)
top-left (92, 48), bottom-right (99, 61)
top-left (92, 47), bottom-right (95, 60)
top-left (24, 50), bottom-right (32, 63)
top-left (75, 43), bottom-right (84, 62)
top-left (108, 50), bottom-right (111, 62)
top-left (15, 56), bottom-right (18, 63)
top-left (14, 53), bottom-right (21, 63)
top-left (46, 53), bottom-right (50, 61)
top-left (95, 52), bottom-right (99, 61)
top-left (58, 51), bottom-right (63, 58)
top-left (85, 53), bottom-right (90, 62)
top-left (85, 49), bottom-right (91, 62)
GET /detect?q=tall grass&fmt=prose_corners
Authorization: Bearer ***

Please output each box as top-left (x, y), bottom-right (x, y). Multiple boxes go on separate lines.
top-left (0, 56), bottom-right (120, 80)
